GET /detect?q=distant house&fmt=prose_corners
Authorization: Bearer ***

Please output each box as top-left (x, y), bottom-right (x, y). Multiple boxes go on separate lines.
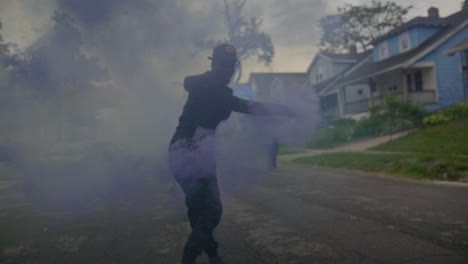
top-left (248, 72), bottom-right (309, 103)
top-left (318, 7), bottom-right (468, 120)
top-left (307, 47), bottom-right (371, 119)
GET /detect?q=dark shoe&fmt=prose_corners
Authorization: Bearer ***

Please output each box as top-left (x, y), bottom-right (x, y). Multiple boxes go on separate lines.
top-left (209, 256), bottom-right (225, 264)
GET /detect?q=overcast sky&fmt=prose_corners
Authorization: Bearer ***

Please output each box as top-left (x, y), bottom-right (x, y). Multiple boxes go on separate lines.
top-left (0, 0), bottom-right (463, 81)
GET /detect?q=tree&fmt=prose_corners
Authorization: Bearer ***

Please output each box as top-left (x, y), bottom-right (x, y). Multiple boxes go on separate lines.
top-left (320, 0), bottom-right (413, 52)
top-left (0, 18), bottom-right (18, 65)
top-left (197, 0), bottom-right (274, 82)
top-left (463, 0), bottom-right (468, 9)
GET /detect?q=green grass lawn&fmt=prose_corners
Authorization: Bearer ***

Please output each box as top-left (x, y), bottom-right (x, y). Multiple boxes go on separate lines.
top-left (277, 145), bottom-right (304, 156)
top-left (294, 152), bottom-right (468, 181)
top-left (371, 117), bottom-right (468, 155)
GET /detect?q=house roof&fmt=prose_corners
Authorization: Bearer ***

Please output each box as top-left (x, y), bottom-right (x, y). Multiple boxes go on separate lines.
top-left (306, 51), bottom-right (364, 74)
top-left (335, 9), bottom-right (468, 87)
top-left (320, 52), bottom-right (361, 61)
top-left (313, 49), bottom-right (373, 95)
top-left (311, 75), bottom-right (341, 94)
top-left (373, 8), bottom-right (468, 44)
top-left (444, 37), bottom-right (468, 55)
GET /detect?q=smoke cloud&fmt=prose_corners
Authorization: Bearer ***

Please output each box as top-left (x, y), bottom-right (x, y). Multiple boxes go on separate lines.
top-left (0, 0), bottom-right (323, 212)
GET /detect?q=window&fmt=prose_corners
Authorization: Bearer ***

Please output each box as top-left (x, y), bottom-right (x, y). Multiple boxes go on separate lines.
top-left (414, 71), bottom-right (423, 91)
top-left (379, 41), bottom-right (389, 60)
top-left (399, 32), bottom-right (411, 52)
top-left (406, 73), bottom-right (413, 91)
top-left (357, 89), bottom-right (363, 95)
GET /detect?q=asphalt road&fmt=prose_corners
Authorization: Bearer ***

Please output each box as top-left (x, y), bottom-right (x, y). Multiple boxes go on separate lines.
top-left (212, 162), bottom-right (468, 264)
top-left (2, 161), bottom-right (468, 264)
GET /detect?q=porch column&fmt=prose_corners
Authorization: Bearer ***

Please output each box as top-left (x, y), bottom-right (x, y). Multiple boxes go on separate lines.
top-left (402, 69), bottom-right (408, 100)
top-left (339, 85), bottom-right (346, 117)
top-left (368, 78), bottom-right (374, 107)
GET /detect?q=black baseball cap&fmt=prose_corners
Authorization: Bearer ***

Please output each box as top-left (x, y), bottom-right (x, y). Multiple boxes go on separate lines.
top-left (208, 44), bottom-right (239, 64)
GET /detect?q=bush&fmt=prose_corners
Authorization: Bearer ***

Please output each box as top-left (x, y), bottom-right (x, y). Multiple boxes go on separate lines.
top-left (371, 95), bottom-right (428, 130)
top-left (330, 118), bottom-right (356, 127)
top-left (311, 96), bottom-right (430, 148)
top-left (423, 113), bottom-right (451, 126)
top-left (307, 121), bottom-right (354, 149)
top-left (353, 96), bottom-right (427, 138)
top-left (423, 103), bottom-right (468, 127)
top-left (352, 116), bottom-right (385, 138)
top-left (441, 103), bottom-right (468, 120)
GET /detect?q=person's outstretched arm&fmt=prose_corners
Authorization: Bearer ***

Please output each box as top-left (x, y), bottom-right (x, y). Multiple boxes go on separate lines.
top-left (231, 96), bottom-right (295, 116)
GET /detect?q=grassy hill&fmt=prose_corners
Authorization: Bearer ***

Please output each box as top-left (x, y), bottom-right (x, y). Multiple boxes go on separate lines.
top-left (295, 117), bottom-right (468, 181)
top-left (371, 117), bottom-right (468, 155)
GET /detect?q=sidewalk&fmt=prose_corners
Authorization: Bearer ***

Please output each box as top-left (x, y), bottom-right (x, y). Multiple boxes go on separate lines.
top-left (279, 129), bottom-right (416, 162)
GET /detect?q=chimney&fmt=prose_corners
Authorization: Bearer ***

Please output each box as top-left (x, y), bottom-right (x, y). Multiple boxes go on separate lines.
top-left (428, 7), bottom-right (439, 18)
top-left (349, 44), bottom-right (357, 55)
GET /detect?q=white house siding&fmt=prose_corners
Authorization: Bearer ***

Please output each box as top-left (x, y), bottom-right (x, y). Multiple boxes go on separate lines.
top-left (332, 63), bottom-right (351, 77)
top-left (345, 84), bottom-right (370, 102)
top-left (344, 84), bottom-right (370, 114)
top-left (372, 70), bottom-right (404, 101)
top-left (309, 56), bottom-right (353, 85)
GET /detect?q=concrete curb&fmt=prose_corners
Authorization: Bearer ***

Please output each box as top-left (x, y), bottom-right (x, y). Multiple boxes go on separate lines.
top-left (281, 162), bottom-right (468, 188)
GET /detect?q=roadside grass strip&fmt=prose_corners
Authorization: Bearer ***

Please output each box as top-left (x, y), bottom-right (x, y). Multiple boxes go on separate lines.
top-left (294, 152), bottom-right (468, 181)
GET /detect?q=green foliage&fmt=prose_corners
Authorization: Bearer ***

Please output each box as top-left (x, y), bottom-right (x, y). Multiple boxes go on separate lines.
top-left (310, 96), bottom-right (427, 149)
top-left (353, 95), bottom-right (427, 138)
top-left (307, 119), bottom-right (355, 149)
top-left (320, 0), bottom-right (413, 52)
top-left (423, 114), bottom-right (451, 126)
top-left (352, 116), bottom-right (385, 138)
top-left (330, 118), bottom-right (356, 127)
top-left (277, 145), bottom-right (304, 155)
top-left (423, 103), bottom-right (468, 126)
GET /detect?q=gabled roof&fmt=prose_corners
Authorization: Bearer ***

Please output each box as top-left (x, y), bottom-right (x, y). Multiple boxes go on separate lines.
top-left (373, 8), bottom-right (468, 44)
top-left (306, 51), bottom-right (362, 74)
top-left (311, 74), bottom-right (341, 94)
top-left (320, 52), bottom-right (361, 62)
top-left (334, 10), bottom-right (468, 87)
top-left (313, 49), bottom-right (373, 95)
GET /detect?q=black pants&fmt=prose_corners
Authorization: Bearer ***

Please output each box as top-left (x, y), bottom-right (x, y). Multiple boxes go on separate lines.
top-left (168, 132), bottom-right (222, 259)
top-left (175, 175), bottom-right (222, 258)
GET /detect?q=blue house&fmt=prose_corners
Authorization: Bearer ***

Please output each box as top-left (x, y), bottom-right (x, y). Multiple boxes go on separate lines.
top-left (319, 7), bottom-right (468, 119)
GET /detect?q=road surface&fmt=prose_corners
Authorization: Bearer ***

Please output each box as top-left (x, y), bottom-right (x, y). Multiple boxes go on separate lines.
top-left (1, 161), bottom-right (467, 263)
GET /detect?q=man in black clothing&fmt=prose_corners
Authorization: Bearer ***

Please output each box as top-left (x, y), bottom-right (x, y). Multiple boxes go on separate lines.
top-left (168, 44), bottom-right (292, 264)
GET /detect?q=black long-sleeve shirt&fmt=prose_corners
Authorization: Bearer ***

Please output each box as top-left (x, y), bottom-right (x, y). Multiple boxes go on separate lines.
top-left (170, 71), bottom-right (289, 145)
